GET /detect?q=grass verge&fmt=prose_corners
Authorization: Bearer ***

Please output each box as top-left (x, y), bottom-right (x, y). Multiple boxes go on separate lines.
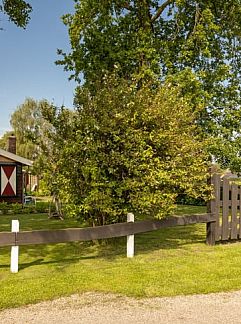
top-left (1, 205), bottom-right (241, 309)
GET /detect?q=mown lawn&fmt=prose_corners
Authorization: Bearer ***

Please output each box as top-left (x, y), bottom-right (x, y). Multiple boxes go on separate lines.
top-left (1, 205), bottom-right (241, 310)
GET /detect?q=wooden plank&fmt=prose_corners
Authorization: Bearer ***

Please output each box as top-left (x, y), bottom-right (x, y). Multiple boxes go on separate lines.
top-left (211, 173), bottom-right (221, 241)
top-left (215, 174), bottom-right (221, 241)
top-left (231, 181), bottom-right (238, 239)
top-left (206, 169), bottom-right (219, 244)
top-left (220, 201), bottom-right (241, 207)
top-left (0, 232), bottom-right (16, 247)
top-left (15, 213), bottom-right (214, 246)
top-left (206, 222), bottom-right (216, 245)
top-left (219, 175), bottom-right (237, 187)
top-left (222, 177), bottom-right (230, 240)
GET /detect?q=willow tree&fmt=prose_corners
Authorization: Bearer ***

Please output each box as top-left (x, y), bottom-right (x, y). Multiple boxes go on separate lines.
top-left (10, 98), bottom-right (52, 161)
top-left (58, 0), bottom-right (241, 171)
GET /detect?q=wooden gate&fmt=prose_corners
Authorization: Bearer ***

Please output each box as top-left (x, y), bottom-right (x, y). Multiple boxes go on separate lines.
top-left (211, 172), bottom-right (241, 242)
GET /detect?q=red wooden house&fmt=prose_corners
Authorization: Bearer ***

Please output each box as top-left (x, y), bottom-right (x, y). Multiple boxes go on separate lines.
top-left (0, 136), bottom-right (32, 204)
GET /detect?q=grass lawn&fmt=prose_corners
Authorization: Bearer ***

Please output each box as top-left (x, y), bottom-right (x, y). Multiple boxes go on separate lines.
top-left (1, 205), bottom-right (241, 309)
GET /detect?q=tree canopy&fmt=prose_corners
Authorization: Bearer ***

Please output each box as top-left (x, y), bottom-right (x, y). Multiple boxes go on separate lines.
top-left (0, 98), bottom-right (53, 179)
top-left (40, 76), bottom-right (209, 224)
top-left (0, 0), bottom-right (32, 28)
top-left (58, 0), bottom-right (241, 171)
top-left (9, 98), bottom-right (51, 160)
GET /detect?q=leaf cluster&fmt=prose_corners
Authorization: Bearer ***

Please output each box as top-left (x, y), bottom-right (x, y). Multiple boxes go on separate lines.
top-left (0, 0), bottom-right (32, 28)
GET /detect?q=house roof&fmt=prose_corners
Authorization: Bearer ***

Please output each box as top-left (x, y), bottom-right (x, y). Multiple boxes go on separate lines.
top-left (0, 148), bottom-right (33, 166)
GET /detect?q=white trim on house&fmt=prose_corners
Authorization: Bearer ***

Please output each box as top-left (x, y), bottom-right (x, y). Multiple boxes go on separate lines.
top-left (0, 148), bottom-right (33, 166)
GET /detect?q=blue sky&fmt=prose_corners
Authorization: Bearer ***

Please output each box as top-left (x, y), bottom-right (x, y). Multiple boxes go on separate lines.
top-left (0, 0), bottom-right (76, 136)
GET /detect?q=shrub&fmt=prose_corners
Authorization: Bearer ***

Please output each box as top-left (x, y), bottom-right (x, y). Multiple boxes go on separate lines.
top-left (10, 203), bottom-right (24, 214)
top-left (0, 202), bottom-right (9, 214)
top-left (41, 76), bottom-right (210, 226)
top-left (35, 201), bottom-right (51, 213)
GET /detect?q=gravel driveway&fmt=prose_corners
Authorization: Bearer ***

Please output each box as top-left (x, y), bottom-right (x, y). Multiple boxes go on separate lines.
top-left (1, 290), bottom-right (241, 324)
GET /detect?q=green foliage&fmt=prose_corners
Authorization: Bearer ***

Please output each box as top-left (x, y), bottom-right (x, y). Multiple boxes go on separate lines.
top-left (9, 98), bottom-right (51, 161)
top-left (58, 0), bottom-right (241, 172)
top-left (0, 98), bottom-right (55, 181)
top-left (0, 98), bottom-right (53, 169)
top-left (35, 201), bottom-right (52, 213)
top-left (0, 202), bottom-right (8, 214)
top-left (10, 203), bottom-right (23, 214)
top-left (0, 131), bottom-right (14, 150)
top-left (0, 201), bottom-right (51, 215)
top-left (0, 0), bottom-right (32, 28)
top-left (176, 194), bottom-right (205, 206)
top-left (41, 76), bottom-right (209, 225)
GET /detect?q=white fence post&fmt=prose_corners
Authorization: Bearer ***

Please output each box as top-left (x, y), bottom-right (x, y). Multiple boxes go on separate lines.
top-left (10, 220), bottom-right (19, 273)
top-left (127, 213), bottom-right (134, 258)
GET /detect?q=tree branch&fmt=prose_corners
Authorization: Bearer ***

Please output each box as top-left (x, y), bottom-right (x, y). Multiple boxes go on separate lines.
top-left (186, 3), bottom-right (201, 40)
top-left (151, 0), bottom-right (174, 22)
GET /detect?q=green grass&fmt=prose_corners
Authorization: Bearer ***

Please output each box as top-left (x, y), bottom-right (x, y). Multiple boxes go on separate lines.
top-left (0, 213), bottom-right (83, 232)
top-left (1, 205), bottom-right (241, 310)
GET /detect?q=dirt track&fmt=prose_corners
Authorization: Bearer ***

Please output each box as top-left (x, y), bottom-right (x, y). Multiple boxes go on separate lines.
top-left (1, 290), bottom-right (241, 324)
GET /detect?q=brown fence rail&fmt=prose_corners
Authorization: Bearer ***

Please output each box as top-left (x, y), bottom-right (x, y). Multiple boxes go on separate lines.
top-left (0, 213), bottom-right (214, 247)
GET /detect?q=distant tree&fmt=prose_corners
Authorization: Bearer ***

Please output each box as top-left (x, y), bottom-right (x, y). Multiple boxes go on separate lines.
top-left (41, 75), bottom-right (209, 225)
top-left (5, 98), bottom-right (57, 190)
top-left (10, 98), bottom-right (51, 162)
top-left (0, 0), bottom-right (32, 28)
top-left (0, 130), bottom-right (14, 149)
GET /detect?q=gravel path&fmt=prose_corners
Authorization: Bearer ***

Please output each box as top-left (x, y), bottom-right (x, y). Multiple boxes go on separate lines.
top-left (1, 290), bottom-right (241, 324)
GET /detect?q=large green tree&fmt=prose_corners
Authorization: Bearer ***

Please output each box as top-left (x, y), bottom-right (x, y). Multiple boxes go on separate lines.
top-left (58, 0), bottom-right (241, 171)
top-left (0, 0), bottom-right (32, 28)
top-left (40, 76), bottom-right (209, 225)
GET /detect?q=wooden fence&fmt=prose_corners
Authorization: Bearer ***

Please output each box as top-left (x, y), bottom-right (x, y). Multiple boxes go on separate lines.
top-left (0, 213), bottom-right (215, 248)
top-left (3, 169), bottom-right (241, 272)
top-left (210, 172), bottom-right (241, 242)
top-left (3, 170), bottom-right (241, 249)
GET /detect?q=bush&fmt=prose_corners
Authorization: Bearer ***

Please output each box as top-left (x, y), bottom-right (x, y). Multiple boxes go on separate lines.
top-left (35, 201), bottom-right (51, 213)
top-left (41, 76), bottom-right (210, 226)
top-left (0, 202), bottom-right (9, 214)
top-left (0, 201), bottom-right (51, 215)
top-left (176, 194), bottom-right (206, 206)
top-left (10, 203), bottom-right (24, 214)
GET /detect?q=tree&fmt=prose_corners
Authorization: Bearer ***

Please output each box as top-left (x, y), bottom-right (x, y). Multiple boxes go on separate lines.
top-left (41, 76), bottom-right (209, 225)
top-left (58, 0), bottom-right (241, 171)
top-left (10, 98), bottom-right (52, 162)
top-left (0, 0), bottom-right (32, 28)
top-left (0, 130), bottom-right (15, 149)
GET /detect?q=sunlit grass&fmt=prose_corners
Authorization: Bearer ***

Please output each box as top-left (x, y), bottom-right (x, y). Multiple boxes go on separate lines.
top-left (1, 205), bottom-right (241, 310)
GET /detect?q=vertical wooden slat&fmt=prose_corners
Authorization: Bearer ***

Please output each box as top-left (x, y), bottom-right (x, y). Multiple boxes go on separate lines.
top-left (231, 181), bottom-right (238, 239)
top-left (222, 177), bottom-right (230, 240)
top-left (213, 173), bottom-right (221, 241)
top-left (206, 168), bottom-right (218, 245)
top-left (206, 221), bottom-right (216, 245)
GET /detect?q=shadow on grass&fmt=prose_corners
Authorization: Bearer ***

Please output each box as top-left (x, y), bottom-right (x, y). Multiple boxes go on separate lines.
top-left (0, 256), bottom-right (97, 270)
top-left (18, 255), bottom-right (97, 270)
